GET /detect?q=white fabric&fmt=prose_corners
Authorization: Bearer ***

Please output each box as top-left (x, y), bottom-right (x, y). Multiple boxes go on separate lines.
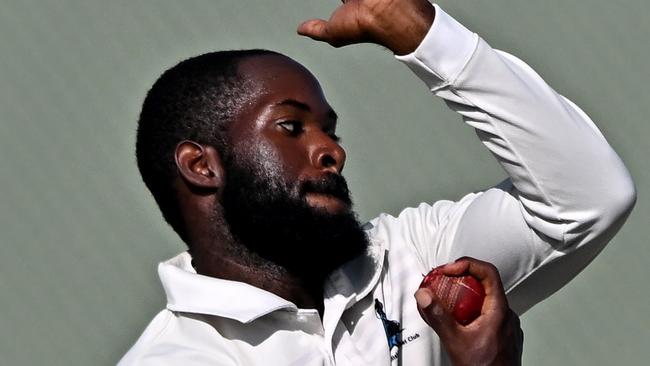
top-left (119, 4), bottom-right (636, 366)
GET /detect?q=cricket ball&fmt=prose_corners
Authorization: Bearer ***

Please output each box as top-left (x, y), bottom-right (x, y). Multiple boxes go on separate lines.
top-left (419, 268), bottom-right (485, 325)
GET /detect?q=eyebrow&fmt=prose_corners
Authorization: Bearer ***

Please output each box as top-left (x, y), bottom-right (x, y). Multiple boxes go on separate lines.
top-left (274, 99), bottom-right (338, 121)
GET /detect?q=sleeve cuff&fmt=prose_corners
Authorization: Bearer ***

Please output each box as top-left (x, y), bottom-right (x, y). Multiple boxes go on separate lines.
top-left (395, 4), bottom-right (479, 90)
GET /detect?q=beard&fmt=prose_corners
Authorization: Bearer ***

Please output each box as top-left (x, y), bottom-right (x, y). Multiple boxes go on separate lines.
top-left (219, 154), bottom-right (369, 282)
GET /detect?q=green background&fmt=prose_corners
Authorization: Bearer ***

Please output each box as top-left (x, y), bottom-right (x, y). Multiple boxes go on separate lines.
top-left (1, 0), bottom-right (648, 364)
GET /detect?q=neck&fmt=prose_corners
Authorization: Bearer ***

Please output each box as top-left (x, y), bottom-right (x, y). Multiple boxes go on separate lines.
top-left (186, 214), bottom-right (326, 315)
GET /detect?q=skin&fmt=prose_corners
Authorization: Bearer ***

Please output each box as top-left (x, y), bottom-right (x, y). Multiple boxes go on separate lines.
top-left (174, 55), bottom-right (346, 315)
top-left (172, 0), bottom-right (522, 364)
top-left (229, 56), bottom-right (347, 216)
top-left (297, 0), bottom-right (436, 55)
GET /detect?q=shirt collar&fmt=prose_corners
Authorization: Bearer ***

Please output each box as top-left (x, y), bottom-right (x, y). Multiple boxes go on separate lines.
top-left (326, 228), bottom-right (386, 308)
top-left (158, 252), bottom-right (297, 323)
top-left (157, 227), bottom-right (386, 323)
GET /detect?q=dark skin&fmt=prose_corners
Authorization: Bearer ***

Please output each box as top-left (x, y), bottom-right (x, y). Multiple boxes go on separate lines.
top-left (173, 0), bottom-right (523, 364)
top-left (174, 55), bottom-right (346, 315)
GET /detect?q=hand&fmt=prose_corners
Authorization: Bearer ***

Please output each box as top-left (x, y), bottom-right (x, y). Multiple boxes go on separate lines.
top-left (415, 258), bottom-right (523, 366)
top-left (297, 0), bottom-right (435, 55)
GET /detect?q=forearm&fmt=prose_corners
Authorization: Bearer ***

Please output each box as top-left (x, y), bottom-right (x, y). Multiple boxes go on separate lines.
top-left (300, 0), bottom-right (636, 313)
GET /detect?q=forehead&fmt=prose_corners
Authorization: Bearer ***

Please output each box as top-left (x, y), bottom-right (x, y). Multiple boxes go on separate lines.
top-left (236, 55), bottom-right (330, 112)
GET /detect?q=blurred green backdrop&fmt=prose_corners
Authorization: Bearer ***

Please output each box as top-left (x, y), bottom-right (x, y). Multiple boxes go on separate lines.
top-left (1, 0), bottom-right (648, 364)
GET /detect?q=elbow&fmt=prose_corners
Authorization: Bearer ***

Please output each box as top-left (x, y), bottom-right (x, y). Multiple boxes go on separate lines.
top-left (584, 167), bottom-right (637, 240)
top-left (562, 166), bottom-right (636, 246)
top-left (619, 176), bottom-right (637, 215)
top-left (602, 168), bottom-right (637, 226)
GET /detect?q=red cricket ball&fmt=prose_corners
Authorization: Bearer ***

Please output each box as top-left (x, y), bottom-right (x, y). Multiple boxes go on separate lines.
top-left (419, 268), bottom-right (485, 325)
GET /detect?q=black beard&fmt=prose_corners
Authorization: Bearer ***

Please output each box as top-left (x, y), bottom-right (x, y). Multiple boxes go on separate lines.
top-left (220, 157), bottom-right (369, 282)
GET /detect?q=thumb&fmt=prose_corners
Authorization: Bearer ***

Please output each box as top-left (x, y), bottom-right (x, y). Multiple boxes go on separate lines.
top-left (297, 19), bottom-right (332, 42)
top-left (415, 288), bottom-right (458, 337)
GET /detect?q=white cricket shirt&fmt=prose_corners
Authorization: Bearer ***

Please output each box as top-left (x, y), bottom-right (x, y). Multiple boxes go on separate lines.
top-left (119, 4), bottom-right (635, 365)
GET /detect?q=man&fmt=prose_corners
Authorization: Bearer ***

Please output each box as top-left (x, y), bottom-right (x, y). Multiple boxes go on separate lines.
top-left (120, 0), bottom-right (636, 365)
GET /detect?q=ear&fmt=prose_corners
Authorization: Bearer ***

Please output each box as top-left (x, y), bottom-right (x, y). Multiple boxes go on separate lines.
top-left (174, 140), bottom-right (224, 190)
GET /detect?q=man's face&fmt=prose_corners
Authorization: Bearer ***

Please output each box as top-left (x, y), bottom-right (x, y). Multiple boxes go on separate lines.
top-left (218, 55), bottom-right (368, 278)
top-left (228, 55), bottom-right (349, 214)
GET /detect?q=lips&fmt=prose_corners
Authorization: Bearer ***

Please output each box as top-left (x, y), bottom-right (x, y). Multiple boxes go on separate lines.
top-left (300, 173), bottom-right (352, 205)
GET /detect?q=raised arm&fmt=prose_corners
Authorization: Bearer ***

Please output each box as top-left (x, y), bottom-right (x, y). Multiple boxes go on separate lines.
top-left (299, 1), bottom-right (636, 312)
top-left (391, 4), bottom-right (636, 313)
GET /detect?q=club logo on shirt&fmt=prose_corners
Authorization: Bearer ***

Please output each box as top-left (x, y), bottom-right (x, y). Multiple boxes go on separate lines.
top-left (375, 299), bottom-right (422, 361)
top-left (374, 299), bottom-right (403, 350)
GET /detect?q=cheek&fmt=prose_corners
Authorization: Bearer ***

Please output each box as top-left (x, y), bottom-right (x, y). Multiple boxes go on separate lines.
top-left (251, 140), bottom-right (285, 175)
top-left (256, 135), bottom-right (309, 175)
top-left (240, 139), bottom-right (306, 193)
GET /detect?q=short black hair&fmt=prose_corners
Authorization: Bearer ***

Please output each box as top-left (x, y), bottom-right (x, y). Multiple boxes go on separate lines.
top-left (135, 49), bottom-right (282, 240)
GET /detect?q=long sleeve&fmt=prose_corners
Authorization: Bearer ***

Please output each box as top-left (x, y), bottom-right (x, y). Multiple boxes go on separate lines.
top-left (389, 4), bottom-right (636, 314)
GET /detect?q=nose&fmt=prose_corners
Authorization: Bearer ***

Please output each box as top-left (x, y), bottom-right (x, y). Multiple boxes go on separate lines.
top-left (310, 136), bottom-right (346, 174)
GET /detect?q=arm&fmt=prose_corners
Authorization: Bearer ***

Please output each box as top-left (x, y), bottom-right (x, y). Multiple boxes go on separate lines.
top-left (300, 1), bottom-right (635, 313)
top-left (393, 4), bottom-right (636, 313)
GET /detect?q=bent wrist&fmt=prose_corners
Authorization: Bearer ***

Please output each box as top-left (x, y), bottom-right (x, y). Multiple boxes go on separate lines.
top-left (374, 1), bottom-right (435, 55)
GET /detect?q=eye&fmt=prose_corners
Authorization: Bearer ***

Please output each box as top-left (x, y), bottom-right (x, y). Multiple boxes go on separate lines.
top-left (278, 120), bottom-right (303, 136)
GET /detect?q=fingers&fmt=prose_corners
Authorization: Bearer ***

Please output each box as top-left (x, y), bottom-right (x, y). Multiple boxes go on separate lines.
top-left (440, 257), bottom-right (507, 302)
top-left (439, 257), bottom-right (496, 282)
top-left (435, 257), bottom-right (509, 322)
top-left (297, 2), bottom-right (364, 48)
top-left (297, 18), bottom-right (353, 48)
top-left (414, 288), bottom-right (458, 338)
top-left (297, 19), bottom-right (331, 42)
